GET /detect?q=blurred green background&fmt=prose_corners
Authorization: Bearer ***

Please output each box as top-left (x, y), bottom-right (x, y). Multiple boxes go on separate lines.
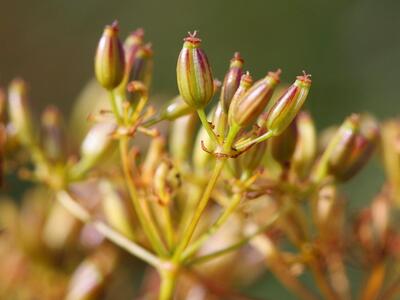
top-left (0, 0), bottom-right (398, 298)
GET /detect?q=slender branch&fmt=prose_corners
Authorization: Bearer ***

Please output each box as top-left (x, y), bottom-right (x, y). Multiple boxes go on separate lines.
top-left (119, 137), bottom-right (168, 256)
top-left (159, 266), bottom-right (179, 300)
top-left (182, 192), bottom-right (243, 261)
top-left (109, 90), bottom-right (123, 124)
top-left (187, 209), bottom-right (283, 266)
top-left (234, 130), bottom-right (274, 151)
top-left (197, 108), bottom-right (220, 145)
top-left (161, 203), bottom-right (175, 251)
top-left (56, 190), bottom-right (162, 269)
top-left (173, 159), bottom-right (225, 261)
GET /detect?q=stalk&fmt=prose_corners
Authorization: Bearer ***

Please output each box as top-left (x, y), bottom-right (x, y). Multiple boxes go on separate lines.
top-left (119, 136), bottom-right (168, 256)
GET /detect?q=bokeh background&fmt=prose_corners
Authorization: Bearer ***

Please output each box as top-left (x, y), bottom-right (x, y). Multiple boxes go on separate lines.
top-left (0, 0), bottom-right (399, 298)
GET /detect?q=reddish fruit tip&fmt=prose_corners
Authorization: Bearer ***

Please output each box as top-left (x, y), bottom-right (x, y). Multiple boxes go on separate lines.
top-left (184, 31), bottom-right (201, 44)
top-left (296, 70), bottom-right (312, 83)
top-left (111, 20), bottom-right (119, 31)
top-left (104, 21), bottom-right (120, 36)
top-left (132, 28), bottom-right (145, 38)
top-left (242, 71), bottom-right (253, 83)
top-left (268, 69), bottom-right (282, 82)
top-left (232, 52), bottom-right (244, 63)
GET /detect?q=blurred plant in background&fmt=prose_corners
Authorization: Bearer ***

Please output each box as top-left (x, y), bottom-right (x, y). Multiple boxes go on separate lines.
top-left (0, 20), bottom-right (400, 300)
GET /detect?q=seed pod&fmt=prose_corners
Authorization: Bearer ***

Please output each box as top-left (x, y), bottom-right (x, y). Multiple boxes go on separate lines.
top-left (130, 43), bottom-right (153, 87)
top-left (66, 245), bottom-right (117, 300)
top-left (81, 122), bottom-right (116, 162)
top-left (159, 79), bottom-right (220, 122)
top-left (221, 52), bottom-right (244, 112)
top-left (160, 95), bottom-right (194, 121)
top-left (269, 119), bottom-right (298, 165)
top-left (94, 21), bottom-right (125, 90)
top-left (265, 72), bottom-right (311, 135)
top-left (227, 72), bottom-right (253, 127)
top-left (69, 122), bottom-right (117, 179)
top-left (291, 112), bottom-right (317, 179)
top-left (169, 113), bottom-right (198, 164)
top-left (312, 114), bottom-right (359, 182)
top-left (228, 70), bottom-right (280, 128)
top-left (8, 78), bottom-right (35, 146)
top-left (124, 44), bottom-right (153, 106)
top-left (334, 116), bottom-right (379, 181)
top-left (176, 31), bottom-right (214, 109)
top-left (327, 115), bottom-right (360, 179)
top-left (124, 28), bottom-right (145, 78)
top-left (232, 72), bottom-right (253, 102)
top-left (153, 160), bottom-right (180, 205)
top-left (40, 106), bottom-right (66, 163)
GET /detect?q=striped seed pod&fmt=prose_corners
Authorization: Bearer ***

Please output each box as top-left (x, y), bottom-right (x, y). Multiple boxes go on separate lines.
top-left (221, 52), bottom-right (244, 112)
top-left (265, 72), bottom-right (311, 135)
top-left (176, 31), bottom-right (214, 109)
top-left (123, 28), bottom-right (145, 78)
top-left (228, 70), bottom-right (280, 128)
top-left (94, 21), bottom-right (125, 90)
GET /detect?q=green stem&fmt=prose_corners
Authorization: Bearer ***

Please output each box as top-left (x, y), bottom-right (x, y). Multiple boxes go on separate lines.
top-left (235, 130), bottom-right (274, 151)
top-left (119, 137), bottom-right (168, 257)
top-left (182, 192), bottom-right (243, 261)
top-left (159, 267), bottom-right (178, 300)
top-left (173, 159), bottom-right (225, 261)
top-left (162, 203), bottom-right (175, 251)
top-left (142, 115), bottom-right (163, 128)
top-left (187, 209), bottom-right (283, 266)
top-left (56, 190), bottom-right (161, 268)
top-left (109, 90), bottom-right (123, 124)
top-left (197, 108), bottom-right (220, 145)
top-left (173, 124), bottom-right (240, 262)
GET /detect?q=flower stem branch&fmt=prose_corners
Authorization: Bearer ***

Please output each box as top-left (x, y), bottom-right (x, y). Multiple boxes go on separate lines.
top-left (197, 108), bottom-right (220, 145)
top-left (173, 159), bottom-right (225, 261)
top-left (186, 208), bottom-right (284, 266)
top-left (56, 190), bottom-right (162, 269)
top-left (119, 136), bottom-right (168, 257)
top-left (182, 192), bottom-right (243, 261)
top-left (234, 130), bottom-right (274, 151)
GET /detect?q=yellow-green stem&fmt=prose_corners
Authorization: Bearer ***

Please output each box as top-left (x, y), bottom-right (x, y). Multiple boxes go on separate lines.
top-left (173, 159), bottom-right (225, 261)
top-left (187, 208), bottom-right (284, 266)
top-left (119, 137), bottom-right (168, 257)
top-left (235, 130), bottom-right (274, 151)
top-left (182, 192), bottom-right (242, 261)
top-left (173, 123), bottom-right (241, 262)
top-left (197, 108), bottom-right (220, 145)
top-left (109, 90), bottom-right (123, 124)
top-left (162, 203), bottom-right (175, 251)
top-left (159, 267), bottom-right (178, 300)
